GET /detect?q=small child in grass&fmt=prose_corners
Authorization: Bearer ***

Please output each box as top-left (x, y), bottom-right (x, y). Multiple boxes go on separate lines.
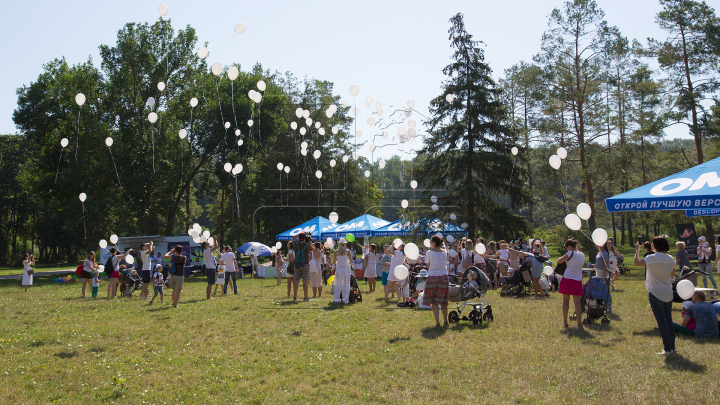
top-left (149, 264), bottom-right (164, 305)
top-left (91, 270), bottom-right (100, 299)
top-left (214, 259), bottom-right (225, 295)
top-left (539, 273), bottom-right (550, 297)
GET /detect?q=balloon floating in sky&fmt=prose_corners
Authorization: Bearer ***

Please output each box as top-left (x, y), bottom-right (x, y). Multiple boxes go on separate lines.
top-left (401, 199), bottom-right (409, 209)
top-left (290, 122), bottom-right (297, 130)
top-left (60, 138), bottom-right (69, 148)
top-left (110, 234), bottom-right (119, 244)
top-left (277, 163), bottom-right (284, 171)
top-left (234, 23), bottom-right (247, 34)
top-left (577, 203), bottom-right (592, 220)
top-left (257, 80), bottom-right (266, 91)
top-left (237, 139), bottom-right (243, 146)
top-left (349, 85), bottom-right (359, 97)
top-left (379, 159), bottom-right (386, 169)
top-left (315, 170), bottom-right (322, 179)
top-left (197, 47), bottom-right (208, 59)
top-left (157, 82), bottom-right (165, 91)
top-left (227, 67), bottom-right (239, 81)
top-left (450, 213), bottom-right (457, 220)
top-left (248, 119), bottom-right (254, 127)
top-left (99, 239), bottom-right (107, 249)
top-left (105, 137), bottom-right (113, 147)
top-left (283, 166), bottom-right (289, 173)
top-left (211, 62), bottom-right (223, 76)
top-left (591, 228), bottom-right (608, 246)
top-left (511, 147), bottom-right (518, 156)
top-left (79, 193), bottom-right (87, 202)
top-left (329, 212), bottom-right (339, 224)
top-left (446, 94), bottom-right (454, 102)
top-left (431, 204), bottom-right (439, 211)
top-left (313, 150), bottom-right (321, 160)
top-left (410, 180), bottom-right (417, 189)
top-left (332, 126), bottom-right (338, 134)
top-left (148, 112), bottom-right (158, 123)
top-left (330, 159), bottom-right (336, 168)
top-left (75, 93), bottom-right (86, 106)
top-left (557, 147), bottom-right (568, 160)
top-left (564, 214), bottom-right (582, 231)
top-left (158, 4), bottom-right (169, 16)
top-left (549, 155), bottom-right (561, 170)
top-left (364, 170), bottom-right (370, 178)
top-left (407, 100), bottom-right (415, 108)
top-left (147, 97), bottom-right (155, 108)
top-left (224, 163), bottom-right (232, 173)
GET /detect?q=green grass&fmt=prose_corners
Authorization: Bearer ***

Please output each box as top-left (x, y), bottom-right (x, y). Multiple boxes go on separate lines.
top-left (0, 262), bottom-right (717, 404)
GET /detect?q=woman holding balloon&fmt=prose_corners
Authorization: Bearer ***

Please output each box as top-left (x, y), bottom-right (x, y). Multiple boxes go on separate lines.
top-left (424, 235), bottom-right (450, 327)
top-left (556, 239), bottom-right (585, 328)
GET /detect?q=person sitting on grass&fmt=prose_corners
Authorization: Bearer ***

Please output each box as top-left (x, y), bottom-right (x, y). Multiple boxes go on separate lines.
top-left (673, 291), bottom-right (719, 338)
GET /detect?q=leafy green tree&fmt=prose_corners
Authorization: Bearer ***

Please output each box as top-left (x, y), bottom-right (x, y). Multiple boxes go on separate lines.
top-left (416, 13), bottom-right (530, 240)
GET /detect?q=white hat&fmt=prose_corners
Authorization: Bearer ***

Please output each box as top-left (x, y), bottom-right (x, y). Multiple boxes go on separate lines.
top-left (699, 236), bottom-right (706, 241)
top-left (415, 269), bottom-right (428, 278)
top-left (339, 238), bottom-right (347, 244)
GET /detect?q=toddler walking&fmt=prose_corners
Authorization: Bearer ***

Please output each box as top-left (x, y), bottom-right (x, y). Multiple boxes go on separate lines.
top-left (149, 264), bottom-right (164, 305)
top-left (91, 270), bottom-right (100, 299)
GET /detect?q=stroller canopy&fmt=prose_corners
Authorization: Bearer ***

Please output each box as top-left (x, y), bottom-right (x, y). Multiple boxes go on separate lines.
top-left (275, 216), bottom-right (335, 241)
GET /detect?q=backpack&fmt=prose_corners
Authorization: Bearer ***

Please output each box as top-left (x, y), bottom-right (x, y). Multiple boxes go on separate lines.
top-left (76, 264), bottom-right (84, 278)
top-left (103, 256), bottom-right (114, 278)
top-left (168, 257), bottom-right (176, 274)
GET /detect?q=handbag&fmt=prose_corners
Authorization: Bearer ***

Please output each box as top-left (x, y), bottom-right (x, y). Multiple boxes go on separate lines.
top-left (27, 269), bottom-right (34, 276)
top-left (554, 252), bottom-right (572, 276)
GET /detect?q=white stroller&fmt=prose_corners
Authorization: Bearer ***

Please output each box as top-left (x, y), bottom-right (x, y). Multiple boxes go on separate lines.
top-left (448, 267), bottom-right (494, 325)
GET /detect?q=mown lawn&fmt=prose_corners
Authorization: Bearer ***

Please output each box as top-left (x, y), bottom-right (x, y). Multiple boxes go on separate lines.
top-left (0, 261), bottom-right (717, 404)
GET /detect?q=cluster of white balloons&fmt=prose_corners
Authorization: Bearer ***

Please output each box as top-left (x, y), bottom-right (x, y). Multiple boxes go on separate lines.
top-left (564, 202), bottom-right (609, 246)
top-left (549, 147), bottom-right (568, 170)
top-left (187, 223), bottom-right (212, 244)
top-left (224, 162), bottom-right (243, 175)
top-left (99, 234), bottom-right (119, 250)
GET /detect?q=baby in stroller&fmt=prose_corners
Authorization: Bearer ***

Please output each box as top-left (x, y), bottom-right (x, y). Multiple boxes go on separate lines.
top-left (119, 266), bottom-right (142, 298)
top-left (463, 271), bottom-right (482, 299)
top-left (448, 267), bottom-right (493, 325)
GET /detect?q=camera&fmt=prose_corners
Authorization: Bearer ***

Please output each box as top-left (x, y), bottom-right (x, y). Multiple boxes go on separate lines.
top-left (637, 236), bottom-right (642, 245)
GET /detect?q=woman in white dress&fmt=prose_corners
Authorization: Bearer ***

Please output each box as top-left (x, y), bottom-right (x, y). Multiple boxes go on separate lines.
top-left (386, 244), bottom-right (406, 300)
top-left (22, 253), bottom-right (34, 292)
top-left (333, 238), bottom-right (353, 304)
top-left (286, 242), bottom-right (295, 299)
top-left (363, 243), bottom-right (379, 293)
top-left (310, 242), bottom-right (324, 298)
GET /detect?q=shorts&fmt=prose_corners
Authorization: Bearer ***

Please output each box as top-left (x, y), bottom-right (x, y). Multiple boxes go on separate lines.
top-left (216, 276), bottom-right (224, 285)
top-left (294, 264), bottom-right (310, 282)
top-left (142, 270), bottom-right (151, 283)
top-left (559, 277), bottom-right (583, 296)
top-left (81, 270), bottom-right (93, 279)
top-left (169, 275), bottom-right (185, 290)
top-left (111, 271), bottom-right (120, 279)
top-left (286, 263), bottom-right (295, 277)
top-left (381, 271), bottom-right (389, 286)
top-left (154, 285), bottom-right (164, 295)
top-left (205, 268), bottom-right (216, 285)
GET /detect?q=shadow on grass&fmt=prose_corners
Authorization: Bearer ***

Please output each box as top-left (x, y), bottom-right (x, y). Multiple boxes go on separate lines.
top-left (664, 355), bottom-right (707, 373)
top-left (90, 346), bottom-right (104, 353)
top-left (632, 329), bottom-right (660, 337)
top-left (55, 350), bottom-right (78, 359)
top-left (147, 306), bottom-right (170, 312)
top-left (561, 327), bottom-right (594, 339)
top-left (421, 326), bottom-right (448, 339)
top-left (388, 336), bottom-right (411, 344)
top-left (606, 312), bottom-right (622, 321)
top-left (30, 340), bottom-right (45, 348)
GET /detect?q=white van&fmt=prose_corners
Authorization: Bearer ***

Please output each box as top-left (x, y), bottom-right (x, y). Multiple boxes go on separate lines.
top-left (100, 235), bottom-right (208, 276)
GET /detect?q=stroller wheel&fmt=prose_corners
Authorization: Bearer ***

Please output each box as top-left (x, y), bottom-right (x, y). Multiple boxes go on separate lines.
top-left (468, 310), bottom-right (481, 325)
top-left (601, 318), bottom-right (610, 325)
top-left (448, 311), bottom-right (460, 324)
top-left (483, 312), bottom-right (494, 322)
top-left (570, 314), bottom-right (577, 320)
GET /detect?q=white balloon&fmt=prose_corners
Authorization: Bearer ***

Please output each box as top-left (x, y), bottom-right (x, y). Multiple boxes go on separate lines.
top-left (303, 117), bottom-right (311, 127)
top-left (511, 147), bottom-right (519, 156)
top-left (398, 127), bottom-right (407, 135)
top-left (549, 155), bottom-right (562, 170)
top-left (349, 85), bottom-right (360, 97)
top-left (461, 223), bottom-right (468, 229)
top-left (234, 23), bottom-right (247, 34)
top-left (275, 241), bottom-right (282, 249)
top-left (407, 99), bottom-right (415, 108)
top-left (158, 4), bottom-right (169, 16)
top-left (377, 108), bottom-right (383, 116)
top-left (190, 230), bottom-right (199, 239)
top-left (318, 128), bottom-right (326, 135)
top-left (431, 204), bottom-right (439, 211)
top-left (248, 119), bottom-right (254, 127)
top-left (301, 149), bottom-right (308, 156)
top-left (475, 243), bottom-right (486, 255)
top-left (367, 117), bottom-right (375, 126)
top-left (299, 127), bottom-right (306, 135)
top-left (410, 180), bottom-right (418, 189)
top-left (450, 213), bottom-right (457, 220)
top-left (408, 119), bottom-right (416, 128)
top-left (313, 150), bottom-right (321, 160)
top-left (364, 96), bottom-right (372, 108)
top-left (404, 243), bottom-right (420, 260)
top-left (446, 235), bottom-right (455, 243)
top-left (592, 228), bottom-right (609, 247)
top-left (291, 122), bottom-right (298, 130)
top-left (342, 155), bottom-right (349, 163)
top-left (341, 100), bottom-right (348, 108)
top-left (283, 166), bottom-right (289, 173)
top-left (237, 139), bottom-right (243, 146)
top-left (401, 199), bottom-right (409, 209)
top-left (179, 129), bottom-right (187, 139)
top-left (557, 147), bottom-right (568, 159)
top-left (352, 107), bottom-right (360, 116)
top-left (577, 203), bottom-right (592, 220)
top-left (369, 144), bottom-right (376, 152)
top-left (379, 159), bottom-right (386, 169)
top-left (110, 234), bottom-right (119, 244)
top-left (676, 279), bottom-right (695, 300)
top-left (157, 82), bottom-right (165, 91)
top-left (224, 122), bottom-right (231, 129)
top-left (356, 130), bottom-right (362, 137)
top-left (408, 128), bottom-right (417, 138)
top-left (227, 67), bottom-right (239, 81)
top-left (105, 137), bottom-right (113, 147)
top-left (60, 138), bottom-right (69, 148)
top-left (193, 237), bottom-right (201, 244)
top-left (79, 192), bottom-right (87, 202)
top-left (75, 93), bottom-right (86, 106)
top-left (382, 131), bottom-right (388, 139)
top-left (235, 129), bottom-right (241, 136)
top-left (197, 47), bottom-right (208, 59)
top-left (315, 121), bottom-right (321, 129)
top-left (315, 170), bottom-right (322, 179)
top-left (364, 170), bottom-right (371, 178)
top-left (303, 110), bottom-right (310, 119)
top-left (330, 159), bottom-right (336, 168)
top-left (430, 195), bottom-right (437, 203)
top-left (202, 230), bottom-right (210, 239)
top-left (564, 214), bottom-right (582, 231)
top-left (257, 80), bottom-right (266, 91)
top-left (277, 163), bottom-right (284, 171)
top-left (211, 62), bottom-right (223, 76)
top-left (329, 212), bottom-right (339, 224)
top-left (325, 110), bottom-right (333, 118)
top-left (253, 93), bottom-right (262, 103)
top-left (424, 239), bottom-right (431, 248)
top-left (231, 166), bottom-right (239, 175)
top-left (125, 255), bottom-right (135, 265)
top-left (394, 265), bottom-right (408, 280)
top-left (208, 237), bottom-right (214, 245)
top-left (544, 266), bottom-right (554, 276)
top-left (449, 249), bottom-right (458, 258)
top-left (99, 239), bottom-right (107, 249)
top-left (224, 163), bottom-right (232, 172)
top-left (147, 97), bottom-right (155, 108)
top-left (332, 126), bottom-right (339, 135)
top-left (295, 108), bottom-right (303, 118)
top-left (190, 98), bottom-right (198, 108)
top-left (446, 94), bottom-right (454, 102)
top-left (301, 141), bottom-right (308, 149)
top-left (148, 112), bottom-right (158, 123)
top-left (193, 223), bottom-right (202, 233)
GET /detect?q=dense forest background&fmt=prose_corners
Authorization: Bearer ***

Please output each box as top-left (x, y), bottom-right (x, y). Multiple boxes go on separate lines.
top-left (1, 0), bottom-right (719, 265)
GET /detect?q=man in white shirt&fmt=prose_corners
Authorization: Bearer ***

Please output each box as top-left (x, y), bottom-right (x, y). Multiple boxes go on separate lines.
top-left (202, 237), bottom-right (219, 299)
top-left (697, 236), bottom-right (717, 289)
top-left (140, 242), bottom-right (155, 300)
top-left (222, 246), bottom-right (239, 295)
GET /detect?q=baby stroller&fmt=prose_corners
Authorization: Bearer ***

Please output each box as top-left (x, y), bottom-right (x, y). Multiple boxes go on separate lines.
top-left (616, 255), bottom-right (630, 275)
top-left (572, 276), bottom-right (611, 325)
top-left (448, 267), bottom-right (494, 326)
top-left (119, 267), bottom-right (142, 298)
top-left (500, 261), bottom-right (532, 298)
top-left (672, 267), bottom-right (707, 303)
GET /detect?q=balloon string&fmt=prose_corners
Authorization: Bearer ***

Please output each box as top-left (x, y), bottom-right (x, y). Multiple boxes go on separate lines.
top-left (75, 109), bottom-right (81, 160)
top-left (109, 147), bottom-right (122, 187)
top-left (231, 82), bottom-right (238, 129)
top-left (152, 124), bottom-right (155, 173)
top-left (55, 148), bottom-right (64, 183)
top-left (189, 107), bottom-right (194, 156)
top-left (508, 156), bottom-right (516, 193)
top-left (558, 176), bottom-right (569, 215)
top-left (235, 175), bottom-right (240, 224)
top-left (82, 203), bottom-right (86, 239)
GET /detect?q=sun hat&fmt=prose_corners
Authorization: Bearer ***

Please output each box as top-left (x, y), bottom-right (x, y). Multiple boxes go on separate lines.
top-left (699, 236), bottom-right (706, 242)
top-left (339, 238), bottom-right (347, 244)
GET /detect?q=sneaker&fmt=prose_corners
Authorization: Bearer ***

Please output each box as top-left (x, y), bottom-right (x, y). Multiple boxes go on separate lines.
top-left (303, 297), bottom-right (310, 302)
top-left (544, 292), bottom-right (549, 297)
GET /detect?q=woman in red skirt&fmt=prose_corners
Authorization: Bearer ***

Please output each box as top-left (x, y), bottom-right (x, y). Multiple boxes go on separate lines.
top-left (424, 235), bottom-right (450, 327)
top-left (556, 238), bottom-right (586, 328)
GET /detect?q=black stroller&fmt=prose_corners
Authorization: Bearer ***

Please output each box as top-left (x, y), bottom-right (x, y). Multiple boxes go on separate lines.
top-left (673, 267), bottom-right (707, 303)
top-left (448, 267), bottom-right (493, 325)
top-left (500, 261), bottom-right (533, 298)
top-left (119, 267), bottom-right (142, 298)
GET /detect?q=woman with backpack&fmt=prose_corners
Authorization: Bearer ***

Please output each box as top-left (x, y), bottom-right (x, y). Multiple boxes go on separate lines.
top-left (106, 248), bottom-right (133, 299)
top-left (164, 245), bottom-right (187, 307)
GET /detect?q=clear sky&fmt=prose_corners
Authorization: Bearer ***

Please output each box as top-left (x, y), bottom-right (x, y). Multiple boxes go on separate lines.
top-left (1, 0), bottom-right (679, 161)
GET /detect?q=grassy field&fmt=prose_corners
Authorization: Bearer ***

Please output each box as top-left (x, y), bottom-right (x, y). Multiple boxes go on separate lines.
top-left (0, 263), bottom-right (76, 277)
top-left (0, 259), bottom-right (718, 404)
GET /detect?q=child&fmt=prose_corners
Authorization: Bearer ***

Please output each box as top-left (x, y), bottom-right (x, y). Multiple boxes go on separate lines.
top-left (539, 273), bottom-right (550, 297)
top-left (91, 270), bottom-right (100, 299)
top-left (463, 271), bottom-right (481, 299)
top-left (214, 259), bottom-right (225, 295)
top-left (397, 275), bottom-right (411, 307)
top-left (149, 264), bottom-right (164, 305)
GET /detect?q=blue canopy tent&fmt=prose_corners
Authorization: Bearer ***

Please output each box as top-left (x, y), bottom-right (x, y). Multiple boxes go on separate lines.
top-left (321, 214), bottom-right (390, 239)
top-left (606, 156), bottom-right (720, 213)
top-left (275, 216), bottom-right (335, 241)
top-left (372, 219), bottom-right (467, 237)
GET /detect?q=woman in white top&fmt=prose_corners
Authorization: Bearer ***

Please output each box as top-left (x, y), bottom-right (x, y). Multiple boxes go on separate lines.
top-left (385, 244), bottom-right (406, 300)
top-left (82, 251), bottom-right (98, 298)
top-left (333, 238), bottom-right (353, 304)
top-left (605, 238), bottom-right (621, 290)
top-left (275, 250), bottom-right (284, 287)
top-left (286, 242), bottom-right (296, 299)
top-left (697, 236), bottom-right (716, 289)
top-left (22, 253), bottom-right (35, 291)
top-left (363, 244), bottom-right (379, 293)
top-left (310, 242), bottom-right (323, 298)
top-left (424, 235), bottom-right (450, 326)
top-left (556, 239), bottom-right (586, 328)
top-left (634, 236), bottom-right (677, 355)
top-left (489, 241), bottom-right (511, 277)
